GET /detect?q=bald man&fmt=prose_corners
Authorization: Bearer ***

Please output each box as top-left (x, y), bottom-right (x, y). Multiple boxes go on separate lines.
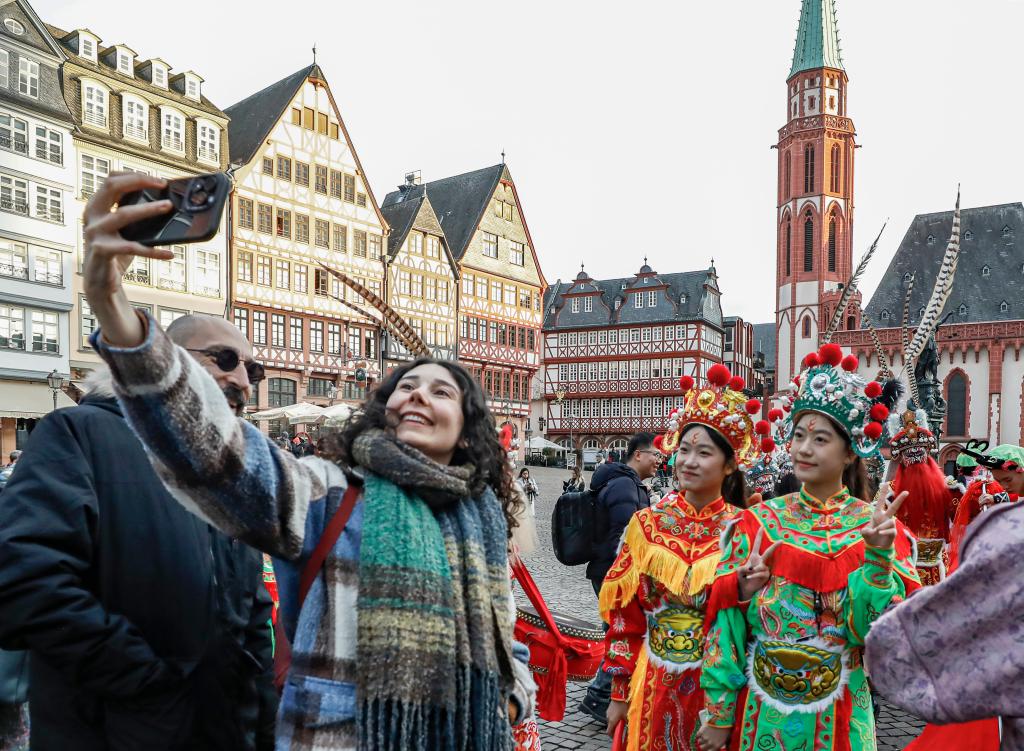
top-left (0, 314), bottom-right (276, 751)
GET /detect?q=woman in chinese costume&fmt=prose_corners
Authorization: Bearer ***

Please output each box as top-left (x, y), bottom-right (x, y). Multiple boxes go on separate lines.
top-left (600, 365), bottom-right (772, 751)
top-left (696, 343), bottom-right (920, 751)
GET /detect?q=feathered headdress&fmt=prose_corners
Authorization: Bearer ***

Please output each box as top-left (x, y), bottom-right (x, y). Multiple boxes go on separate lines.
top-left (822, 223), bottom-right (887, 343)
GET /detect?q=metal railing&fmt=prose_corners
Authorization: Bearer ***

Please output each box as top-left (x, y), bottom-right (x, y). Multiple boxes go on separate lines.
top-left (162, 135), bottom-right (183, 152)
top-left (0, 337), bottom-right (25, 350)
top-left (123, 123), bottom-right (148, 141)
top-left (123, 270), bottom-right (151, 285)
top-left (157, 277), bottom-right (186, 292)
top-left (83, 110), bottom-right (108, 128)
top-left (194, 285), bottom-right (221, 298)
top-left (0, 198), bottom-right (29, 216)
top-left (0, 135), bottom-right (28, 154)
top-left (35, 270), bottom-right (63, 285)
top-left (36, 207), bottom-right (63, 223)
top-left (31, 341), bottom-right (59, 354)
top-left (198, 146), bottom-right (218, 162)
top-left (0, 262), bottom-right (29, 280)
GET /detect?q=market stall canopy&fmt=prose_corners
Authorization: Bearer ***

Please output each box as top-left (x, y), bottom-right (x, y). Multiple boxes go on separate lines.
top-left (526, 436), bottom-right (569, 452)
top-left (251, 402), bottom-right (324, 423)
top-left (0, 381), bottom-right (77, 419)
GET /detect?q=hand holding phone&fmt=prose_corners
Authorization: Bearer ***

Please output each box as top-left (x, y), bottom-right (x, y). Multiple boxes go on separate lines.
top-left (119, 172), bottom-right (229, 246)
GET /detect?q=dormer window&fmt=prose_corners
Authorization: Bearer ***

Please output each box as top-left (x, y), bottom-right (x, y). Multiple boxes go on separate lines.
top-left (161, 108), bottom-right (184, 152)
top-left (117, 51), bottom-right (133, 76)
top-left (881, 310), bottom-right (890, 321)
top-left (1002, 225), bottom-right (1014, 239)
top-left (634, 293), bottom-right (644, 309)
top-left (679, 294), bottom-right (687, 304)
top-left (152, 65), bottom-right (167, 88)
top-left (903, 272), bottom-right (913, 283)
top-left (4, 18), bottom-right (25, 35)
top-left (78, 35), bottom-right (97, 61)
top-left (197, 120), bottom-right (219, 164)
top-left (571, 298), bottom-right (579, 314)
top-left (982, 265), bottom-right (991, 277)
top-left (964, 229), bottom-right (974, 241)
top-left (584, 296), bottom-right (593, 313)
top-left (958, 304), bottom-right (968, 316)
top-left (926, 235), bottom-right (935, 245)
top-left (1000, 301), bottom-right (1010, 313)
top-left (184, 75), bottom-right (201, 101)
top-left (82, 80), bottom-right (108, 128)
top-left (122, 96), bottom-right (147, 141)
top-left (614, 299), bottom-right (622, 310)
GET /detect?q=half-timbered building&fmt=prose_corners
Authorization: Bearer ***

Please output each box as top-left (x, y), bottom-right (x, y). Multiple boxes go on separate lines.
top-left (225, 64), bottom-right (387, 430)
top-left (389, 164), bottom-right (545, 443)
top-left (541, 263), bottom-right (726, 456)
top-left (379, 174), bottom-right (459, 369)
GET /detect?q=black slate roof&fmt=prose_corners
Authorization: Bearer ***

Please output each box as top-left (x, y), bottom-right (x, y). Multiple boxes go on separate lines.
top-left (383, 165), bottom-right (505, 261)
top-left (224, 65), bottom-right (316, 165)
top-left (752, 322), bottom-right (777, 370)
top-left (865, 203), bottom-right (1024, 327)
top-left (379, 192), bottom-right (423, 259)
top-left (542, 267), bottom-right (716, 331)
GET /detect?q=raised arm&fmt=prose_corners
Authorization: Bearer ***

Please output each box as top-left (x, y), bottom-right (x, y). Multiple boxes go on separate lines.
top-left (81, 172), bottom-right (324, 559)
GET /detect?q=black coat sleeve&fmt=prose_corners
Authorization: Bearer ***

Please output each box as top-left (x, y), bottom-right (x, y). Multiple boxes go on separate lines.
top-left (600, 477), bottom-right (643, 554)
top-left (245, 579), bottom-right (277, 751)
top-left (0, 413), bottom-right (176, 700)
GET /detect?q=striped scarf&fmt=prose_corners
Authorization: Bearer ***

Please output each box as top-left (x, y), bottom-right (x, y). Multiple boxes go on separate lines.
top-left (351, 430), bottom-right (515, 751)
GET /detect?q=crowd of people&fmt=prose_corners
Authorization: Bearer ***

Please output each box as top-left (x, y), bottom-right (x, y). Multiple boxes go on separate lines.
top-left (0, 173), bottom-right (1022, 751)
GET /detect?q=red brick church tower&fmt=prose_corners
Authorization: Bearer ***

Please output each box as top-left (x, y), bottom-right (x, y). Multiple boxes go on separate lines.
top-left (775, 0), bottom-right (859, 383)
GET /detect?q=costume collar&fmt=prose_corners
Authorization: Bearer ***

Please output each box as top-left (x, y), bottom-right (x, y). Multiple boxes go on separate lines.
top-left (676, 494), bottom-right (726, 519)
top-left (798, 485), bottom-right (851, 514)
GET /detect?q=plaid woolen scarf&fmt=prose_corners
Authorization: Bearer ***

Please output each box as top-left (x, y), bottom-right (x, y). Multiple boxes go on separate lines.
top-left (351, 430), bottom-right (515, 751)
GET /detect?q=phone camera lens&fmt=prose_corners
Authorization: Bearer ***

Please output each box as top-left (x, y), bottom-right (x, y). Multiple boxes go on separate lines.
top-left (189, 189), bottom-right (209, 207)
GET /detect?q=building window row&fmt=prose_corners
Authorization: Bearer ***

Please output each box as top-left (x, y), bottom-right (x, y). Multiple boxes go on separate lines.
top-left (396, 270), bottom-right (450, 303)
top-left (405, 232), bottom-right (443, 259)
top-left (556, 356), bottom-right (700, 384)
top-left (461, 273), bottom-right (539, 310)
top-left (262, 152), bottom-right (358, 203)
top-left (463, 366), bottom-right (532, 403)
top-left (555, 323), bottom-right (720, 350)
top-left (0, 238), bottom-right (62, 285)
top-left (459, 316), bottom-right (537, 351)
top-left (289, 106), bottom-right (341, 140)
top-left (0, 112), bottom-right (63, 164)
top-left (0, 304), bottom-right (59, 353)
top-left (0, 172), bottom-right (63, 223)
top-left (237, 197), bottom-right (379, 257)
top-left (492, 199), bottom-right (515, 222)
top-left (121, 245), bottom-right (220, 296)
top-left (557, 396), bottom-right (688, 420)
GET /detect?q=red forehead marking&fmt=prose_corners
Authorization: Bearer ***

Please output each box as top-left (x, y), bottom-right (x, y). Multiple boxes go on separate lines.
top-left (807, 416), bottom-right (819, 431)
top-left (690, 431), bottom-right (702, 446)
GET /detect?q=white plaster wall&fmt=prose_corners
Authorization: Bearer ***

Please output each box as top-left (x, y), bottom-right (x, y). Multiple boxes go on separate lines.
top-left (1000, 351), bottom-right (1024, 445)
top-left (794, 281), bottom-right (820, 306)
top-left (938, 350), bottom-right (991, 440)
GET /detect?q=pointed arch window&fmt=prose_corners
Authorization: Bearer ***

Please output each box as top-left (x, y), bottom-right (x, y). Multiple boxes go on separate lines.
top-left (803, 145), bottom-right (815, 193)
top-left (803, 210), bottom-right (814, 272)
top-left (827, 211), bottom-right (838, 272)
top-left (784, 218), bottom-right (792, 276)
top-left (846, 315), bottom-right (856, 330)
top-left (946, 372), bottom-right (967, 436)
top-left (801, 316), bottom-right (812, 338)
top-left (830, 144), bottom-right (841, 193)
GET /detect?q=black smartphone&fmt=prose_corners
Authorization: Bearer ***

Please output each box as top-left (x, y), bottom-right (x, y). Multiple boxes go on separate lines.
top-left (119, 172), bottom-right (230, 246)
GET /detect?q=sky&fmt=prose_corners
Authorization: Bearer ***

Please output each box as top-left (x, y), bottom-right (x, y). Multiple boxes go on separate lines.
top-left (35, 0), bottom-right (1024, 323)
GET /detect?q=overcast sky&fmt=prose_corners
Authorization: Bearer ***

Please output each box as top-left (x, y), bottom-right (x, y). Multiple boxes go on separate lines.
top-left (36, 0), bottom-right (1024, 323)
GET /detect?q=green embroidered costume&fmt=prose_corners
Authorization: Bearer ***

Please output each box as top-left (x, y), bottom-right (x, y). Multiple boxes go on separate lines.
top-left (700, 488), bottom-right (920, 750)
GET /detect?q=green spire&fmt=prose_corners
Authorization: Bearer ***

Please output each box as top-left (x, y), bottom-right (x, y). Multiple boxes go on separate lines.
top-left (789, 0), bottom-right (844, 78)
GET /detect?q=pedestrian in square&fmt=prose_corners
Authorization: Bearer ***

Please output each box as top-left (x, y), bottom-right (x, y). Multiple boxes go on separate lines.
top-left (600, 367), bottom-right (762, 750)
top-left (77, 172), bottom-right (535, 751)
top-left (696, 344), bottom-right (920, 751)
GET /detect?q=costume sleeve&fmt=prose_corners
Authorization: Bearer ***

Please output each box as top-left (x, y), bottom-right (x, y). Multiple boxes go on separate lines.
top-left (91, 314), bottom-right (325, 559)
top-left (604, 593), bottom-right (647, 702)
top-left (0, 413), bottom-right (178, 700)
top-left (700, 517), bottom-right (752, 729)
top-left (845, 543), bottom-right (904, 646)
top-left (865, 503), bottom-right (1024, 722)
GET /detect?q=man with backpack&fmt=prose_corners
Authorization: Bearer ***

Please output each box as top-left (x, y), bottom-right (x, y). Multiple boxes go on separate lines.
top-left (576, 432), bottom-right (659, 724)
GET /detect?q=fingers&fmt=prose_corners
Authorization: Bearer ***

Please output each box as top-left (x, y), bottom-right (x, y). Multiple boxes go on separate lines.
top-left (88, 199), bottom-right (173, 236)
top-left (88, 238), bottom-right (174, 262)
top-left (747, 527), bottom-right (764, 562)
top-left (761, 540), bottom-right (783, 564)
top-left (85, 172), bottom-right (166, 222)
top-left (884, 491), bottom-right (909, 518)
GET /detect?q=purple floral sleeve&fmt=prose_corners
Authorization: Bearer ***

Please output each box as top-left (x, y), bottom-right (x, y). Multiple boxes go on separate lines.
top-left (865, 502), bottom-right (1024, 725)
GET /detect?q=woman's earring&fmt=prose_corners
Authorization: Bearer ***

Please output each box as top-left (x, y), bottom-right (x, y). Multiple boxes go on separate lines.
top-left (458, 438), bottom-right (469, 449)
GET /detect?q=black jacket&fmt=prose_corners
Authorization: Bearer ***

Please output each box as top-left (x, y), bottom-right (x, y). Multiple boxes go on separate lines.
top-left (0, 393), bottom-right (275, 750)
top-left (586, 462), bottom-right (650, 585)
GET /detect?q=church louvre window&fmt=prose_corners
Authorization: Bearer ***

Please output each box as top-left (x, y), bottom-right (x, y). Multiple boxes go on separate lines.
top-left (829, 145), bottom-right (841, 193)
top-left (803, 210), bottom-right (814, 272)
top-left (827, 214), bottom-right (837, 272)
top-left (784, 219), bottom-right (792, 276)
top-left (946, 372), bottom-right (967, 437)
top-left (803, 145), bottom-right (815, 193)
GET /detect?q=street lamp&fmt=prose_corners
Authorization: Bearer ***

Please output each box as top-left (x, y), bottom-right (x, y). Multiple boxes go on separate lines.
top-left (554, 387), bottom-right (574, 465)
top-left (46, 369), bottom-right (65, 411)
top-left (524, 419), bottom-right (533, 463)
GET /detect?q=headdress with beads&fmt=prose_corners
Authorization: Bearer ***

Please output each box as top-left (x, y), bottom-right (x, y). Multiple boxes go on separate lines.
top-left (746, 454), bottom-right (781, 496)
top-left (777, 343), bottom-right (902, 458)
top-left (655, 363), bottom-right (772, 471)
top-left (887, 408), bottom-right (937, 465)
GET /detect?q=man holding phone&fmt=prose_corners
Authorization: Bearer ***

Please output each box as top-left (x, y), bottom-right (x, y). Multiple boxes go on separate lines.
top-left (0, 173), bottom-right (276, 750)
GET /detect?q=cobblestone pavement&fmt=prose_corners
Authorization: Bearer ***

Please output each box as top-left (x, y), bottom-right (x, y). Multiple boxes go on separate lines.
top-left (516, 466), bottom-right (924, 751)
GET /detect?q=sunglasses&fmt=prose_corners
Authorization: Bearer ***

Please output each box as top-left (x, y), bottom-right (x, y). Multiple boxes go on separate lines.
top-left (187, 347), bottom-right (265, 384)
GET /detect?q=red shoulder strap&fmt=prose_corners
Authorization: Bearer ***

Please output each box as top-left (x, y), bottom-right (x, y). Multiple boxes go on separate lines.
top-left (298, 484), bottom-right (359, 608)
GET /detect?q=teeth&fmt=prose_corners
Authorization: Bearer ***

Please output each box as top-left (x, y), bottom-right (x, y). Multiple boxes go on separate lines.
top-left (403, 414), bottom-right (429, 425)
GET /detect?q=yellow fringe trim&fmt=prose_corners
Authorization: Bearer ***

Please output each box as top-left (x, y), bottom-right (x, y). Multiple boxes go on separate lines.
top-left (599, 515), bottom-right (725, 617)
top-left (625, 646), bottom-right (649, 751)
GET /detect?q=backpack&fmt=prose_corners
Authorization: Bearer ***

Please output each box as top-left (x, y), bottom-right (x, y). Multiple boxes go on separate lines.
top-left (551, 488), bottom-right (599, 565)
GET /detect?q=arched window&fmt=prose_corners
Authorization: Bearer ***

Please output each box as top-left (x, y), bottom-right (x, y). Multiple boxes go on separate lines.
top-left (846, 315), bottom-right (856, 330)
top-left (804, 145), bottom-right (815, 193)
top-left (946, 372), bottom-right (967, 436)
top-left (784, 218), bottom-right (792, 276)
top-left (828, 212), bottom-right (837, 272)
top-left (802, 316), bottom-right (812, 338)
top-left (830, 144), bottom-right (841, 192)
top-left (784, 151), bottom-right (791, 200)
top-left (803, 210), bottom-right (814, 271)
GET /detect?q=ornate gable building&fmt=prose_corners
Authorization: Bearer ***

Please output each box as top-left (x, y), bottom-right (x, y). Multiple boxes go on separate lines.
top-left (379, 175), bottom-right (459, 369)
top-left (401, 164), bottom-right (545, 442)
top-left (540, 263), bottom-right (730, 456)
top-left (0, 0), bottom-right (77, 455)
top-left (225, 64), bottom-right (387, 426)
top-left (46, 18), bottom-right (230, 378)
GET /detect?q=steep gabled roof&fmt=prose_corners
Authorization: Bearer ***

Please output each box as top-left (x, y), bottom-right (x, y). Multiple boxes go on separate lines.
top-left (379, 192), bottom-right (423, 259)
top-left (224, 65), bottom-right (314, 165)
top-left (789, 0), bottom-right (844, 78)
top-left (382, 165), bottom-right (504, 261)
top-left (865, 202), bottom-right (1024, 327)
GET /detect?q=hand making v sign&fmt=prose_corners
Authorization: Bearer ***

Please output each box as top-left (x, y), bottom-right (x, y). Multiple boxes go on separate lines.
top-left (82, 172), bottom-right (174, 348)
top-left (862, 482), bottom-right (907, 549)
top-left (737, 527), bottom-right (782, 602)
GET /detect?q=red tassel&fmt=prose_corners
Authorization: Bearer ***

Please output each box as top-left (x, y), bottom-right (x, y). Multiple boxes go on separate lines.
top-left (892, 458), bottom-right (955, 542)
top-left (834, 689), bottom-right (853, 751)
top-left (704, 571), bottom-right (739, 629)
top-left (536, 647), bottom-right (568, 721)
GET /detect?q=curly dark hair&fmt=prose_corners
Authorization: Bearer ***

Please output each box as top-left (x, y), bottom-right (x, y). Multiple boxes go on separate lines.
top-left (318, 357), bottom-right (522, 534)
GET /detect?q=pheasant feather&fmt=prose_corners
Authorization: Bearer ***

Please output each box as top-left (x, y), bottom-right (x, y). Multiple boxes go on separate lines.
top-left (903, 189), bottom-right (961, 368)
top-left (860, 312), bottom-right (892, 379)
top-left (823, 222), bottom-right (887, 342)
